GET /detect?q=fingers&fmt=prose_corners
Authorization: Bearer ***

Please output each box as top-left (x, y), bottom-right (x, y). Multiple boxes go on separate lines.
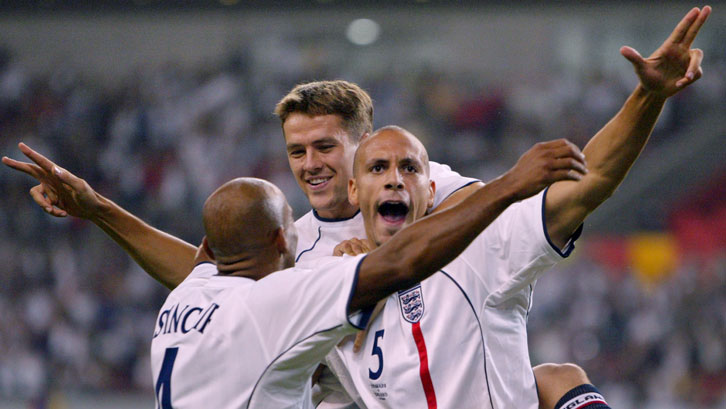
top-left (676, 48), bottom-right (704, 87)
top-left (554, 140), bottom-right (586, 161)
top-left (538, 139), bottom-right (587, 165)
top-left (667, 7), bottom-right (701, 44)
top-left (333, 238), bottom-right (370, 256)
top-left (2, 156), bottom-right (46, 180)
top-left (29, 185), bottom-right (67, 217)
top-left (18, 142), bottom-right (58, 174)
top-left (682, 6), bottom-right (711, 47)
top-left (350, 238), bottom-right (370, 255)
top-left (29, 185), bottom-right (52, 211)
top-left (8, 143), bottom-right (87, 193)
top-left (551, 168), bottom-right (587, 183)
top-left (551, 157), bottom-right (588, 177)
top-left (530, 139), bottom-right (588, 182)
top-left (361, 239), bottom-right (374, 253)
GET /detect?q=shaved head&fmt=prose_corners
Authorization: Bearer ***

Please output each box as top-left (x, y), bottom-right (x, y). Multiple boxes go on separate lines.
top-left (353, 126), bottom-right (430, 177)
top-left (203, 178), bottom-right (295, 265)
top-left (349, 125), bottom-right (434, 246)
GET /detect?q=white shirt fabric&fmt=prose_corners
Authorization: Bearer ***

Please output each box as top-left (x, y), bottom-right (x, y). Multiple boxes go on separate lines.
top-left (293, 161), bottom-right (480, 408)
top-left (150, 255), bottom-right (370, 409)
top-left (294, 161), bottom-right (479, 264)
top-left (320, 190), bottom-right (581, 409)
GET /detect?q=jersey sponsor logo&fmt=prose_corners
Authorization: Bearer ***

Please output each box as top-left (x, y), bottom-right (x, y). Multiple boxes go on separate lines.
top-left (398, 284), bottom-right (424, 323)
top-left (153, 302), bottom-right (220, 338)
top-left (560, 392), bottom-right (607, 409)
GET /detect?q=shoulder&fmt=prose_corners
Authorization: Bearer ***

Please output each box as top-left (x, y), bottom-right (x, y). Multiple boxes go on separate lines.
top-left (294, 210), bottom-right (316, 229)
top-left (286, 255), bottom-right (364, 278)
top-left (428, 161), bottom-right (480, 209)
top-left (172, 262), bottom-right (217, 292)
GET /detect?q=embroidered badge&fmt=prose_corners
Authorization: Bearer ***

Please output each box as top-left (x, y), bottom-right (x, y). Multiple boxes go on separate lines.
top-left (398, 284), bottom-right (424, 323)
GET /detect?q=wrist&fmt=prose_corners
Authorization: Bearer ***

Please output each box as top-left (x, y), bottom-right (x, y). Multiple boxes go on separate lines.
top-left (89, 193), bottom-right (115, 224)
top-left (486, 172), bottom-right (523, 205)
top-left (634, 83), bottom-right (669, 105)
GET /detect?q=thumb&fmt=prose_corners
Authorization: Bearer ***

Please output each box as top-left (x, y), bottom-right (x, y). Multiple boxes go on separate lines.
top-left (620, 46), bottom-right (645, 68)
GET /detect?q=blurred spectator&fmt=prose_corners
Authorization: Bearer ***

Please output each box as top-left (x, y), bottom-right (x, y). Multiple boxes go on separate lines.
top-left (0, 28), bottom-right (723, 408)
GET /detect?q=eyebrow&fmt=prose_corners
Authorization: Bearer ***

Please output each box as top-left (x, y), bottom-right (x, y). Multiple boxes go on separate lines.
top-left (365, 157), bottom-right (422, 168)
top-left (399, 157), bottom-right (422, 168)
top-left (366, 158), bottom-right (389, 168)
top-left (286, 137), bottom-right (340, 151)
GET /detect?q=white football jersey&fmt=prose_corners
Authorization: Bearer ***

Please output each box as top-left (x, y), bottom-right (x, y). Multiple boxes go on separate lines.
top-left (294, 161), bottom-right (479, 264)
top-left (325, 189), bottom-right (581, 409)
top-left (150, 255), bottom-right (370, 409)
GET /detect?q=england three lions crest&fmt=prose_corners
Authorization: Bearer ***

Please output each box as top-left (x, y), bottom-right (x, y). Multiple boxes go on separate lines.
top-left (398, 285), bottom-right (424, 323)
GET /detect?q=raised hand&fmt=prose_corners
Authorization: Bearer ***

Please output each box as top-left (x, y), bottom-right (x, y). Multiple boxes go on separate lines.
top-left (502, 138), bottom-right (588, 202)
top-left (621, 6), bottom-right (711, 97)
top-left (2, 142), bottom-right (103, 219)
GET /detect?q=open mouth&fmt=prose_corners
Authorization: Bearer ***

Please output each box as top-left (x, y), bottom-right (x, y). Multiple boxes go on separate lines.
top-left (377, 201), bottom-right (409, 224)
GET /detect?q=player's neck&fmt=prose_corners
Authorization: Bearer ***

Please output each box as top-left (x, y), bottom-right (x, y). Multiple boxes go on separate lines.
top-left (314, 202), bottom-right (359, 220)
top-left (215, 249), bottom-right (281, 280)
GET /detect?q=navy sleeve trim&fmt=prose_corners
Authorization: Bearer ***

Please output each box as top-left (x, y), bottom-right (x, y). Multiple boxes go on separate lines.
top-left (346, 255), bottom-right (374, 330)
top-left (440, 180), bottom-right (481, 203)
top-left (193, 261), bottom-right (216, 268)
top-left (541, 186), bottom-right (583, 258)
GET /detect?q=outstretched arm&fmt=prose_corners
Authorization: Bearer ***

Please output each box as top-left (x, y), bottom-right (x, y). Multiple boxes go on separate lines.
top-left (3, 143), bottom-right (196, 289)
top-left (351, 139), bottom-right (588, 311)
top-left (545, 6), bottom-right (711, 247)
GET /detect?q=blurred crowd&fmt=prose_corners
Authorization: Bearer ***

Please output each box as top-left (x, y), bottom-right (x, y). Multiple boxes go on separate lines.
top-left (530, 253), bottom-right (726, 408)
top-left (0, 40), bottom-right (725, 408)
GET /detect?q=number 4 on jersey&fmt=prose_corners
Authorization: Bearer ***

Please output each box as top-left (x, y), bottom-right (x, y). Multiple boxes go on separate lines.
top-left (156, 347), bottom-right (179, 409)
top-left (369, 330), bottom-right (384, 380)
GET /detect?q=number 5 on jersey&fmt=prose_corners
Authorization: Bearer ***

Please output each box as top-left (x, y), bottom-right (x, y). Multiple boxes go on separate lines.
top-left (369, 330), bottom-right (384, 380)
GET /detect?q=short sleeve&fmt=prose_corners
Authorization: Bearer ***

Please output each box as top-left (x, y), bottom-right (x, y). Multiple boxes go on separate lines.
top-left (244, 254), bottom-right (371, 351)
top-left (429, 161), bottom-right (480, 210)
top-left (462, 189), bottom-right (580, 302)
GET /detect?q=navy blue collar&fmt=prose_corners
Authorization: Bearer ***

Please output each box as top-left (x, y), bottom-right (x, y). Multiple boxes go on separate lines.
top-left (312, 209), bottom-right (361, 222)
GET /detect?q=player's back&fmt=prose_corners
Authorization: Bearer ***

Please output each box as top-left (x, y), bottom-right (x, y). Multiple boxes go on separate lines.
top-left (151, 258), bottom-right (367, 409)
top-left (150, 265), bottom-right (277, 408)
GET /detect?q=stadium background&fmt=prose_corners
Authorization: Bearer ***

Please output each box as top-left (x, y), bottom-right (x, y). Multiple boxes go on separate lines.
top-left (0, 1), bottom-right (724, 408)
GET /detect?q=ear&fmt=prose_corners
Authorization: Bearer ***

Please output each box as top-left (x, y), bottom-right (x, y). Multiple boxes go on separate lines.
top-left (273, 227), bottom-right (288, 254)
top-left (348, 178), bottom-right (359, 207)
top-left (427, 180), bottom-right (436, 210)
top-left (202, 237), bottom-right (215, 260)
top-left (359, 132), bottom-right (370, 142)
top-left (194, 236), bottom-right (216, 266)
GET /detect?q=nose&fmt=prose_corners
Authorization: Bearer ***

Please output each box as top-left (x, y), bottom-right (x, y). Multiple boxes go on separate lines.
top-left (302, 149), bottom-right (323, 172)
top-left (384, 168), bottom-right (404, 191)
